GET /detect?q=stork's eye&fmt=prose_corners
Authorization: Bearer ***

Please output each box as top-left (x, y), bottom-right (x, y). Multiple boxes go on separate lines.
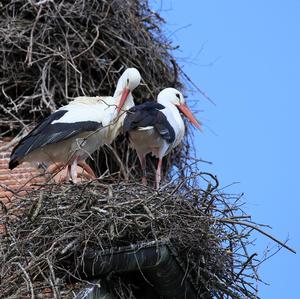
top-left (176, 93), bottom-right (180, 99)
top-left (127, 78), bottom-right (129, 84)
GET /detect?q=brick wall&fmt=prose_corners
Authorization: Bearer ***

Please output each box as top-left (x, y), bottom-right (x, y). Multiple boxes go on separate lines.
top-left (0, 138), bottom-right (45, 202)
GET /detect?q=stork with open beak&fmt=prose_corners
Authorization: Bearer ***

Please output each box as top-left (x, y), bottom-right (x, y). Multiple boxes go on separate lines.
top-left (124, 87), bottom-right (201, 189)
top-left (9, 68), bottom-right (141, 183)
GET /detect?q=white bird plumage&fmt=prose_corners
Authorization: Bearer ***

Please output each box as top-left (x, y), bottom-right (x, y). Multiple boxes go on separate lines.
top-left (9, 68), bottom-right (141, 183)
top-left (124, 87), bottom-right (201, 189)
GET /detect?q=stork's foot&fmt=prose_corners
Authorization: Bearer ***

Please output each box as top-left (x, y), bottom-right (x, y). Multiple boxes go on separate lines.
top-left (155, 158), bottom-right (163, 190)
top-left (78, 161), bottom-right (97, 180)
top-left (155, 180), bottom-right (160, 190)
top-left (70, 159), bottom-right (78, 184)
top-left (142, 176), bottom-right (147, 186)
top-left (155, 172), bottom-right (161, 189)
top-left (46, 161), bottom-right (94, 184)
top-left (68, 179), bottom-right (75, 185)
top-left (46, 163), bottom-right (66, 183)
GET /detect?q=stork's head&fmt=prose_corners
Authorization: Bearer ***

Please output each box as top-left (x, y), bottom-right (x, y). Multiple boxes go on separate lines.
top-left (114, 68), bottom-right (141, 113)
top-left (157, 88), bottom-right (202, 130)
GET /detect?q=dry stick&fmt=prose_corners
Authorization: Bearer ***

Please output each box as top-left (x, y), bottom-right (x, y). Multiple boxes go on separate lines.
top-left (54, 5), bottom-right (88, 45)
top-left (73, 25), bottom-right (99, 60)
top-left (200, 172), bottom-right (219, 191)
top-left (107, 144), bottom-right (128, 181)
top-left (0, 183), bottom-right (28, 199)
top-left (15, 262), bottom-right (34, 299)
top-left (36, 0), bottom-right (53, 6)
top-left (216, 191), bottom-right (260, 281)
top-left (26, 6), bottom-right (42, 66)
top-left (218, 218), bottom-right (296, 254)
top-left (0, 104), bottom-right (29, 131)
top-left (47, 257), bottom-right (59, 299)
top-left (234, 253), bottom-right (258, 282)
top-left (0, 130), bottom-right (27, 151)
top-left (170, 58), bottom-right (178, 86)
top-left (2, 86), bottom-right (18, 112)
top-left (98, 56), bottom-right (120, 90)
top-left (180, 67), bottom-right (216, 106)
top-left (41, 62), bottom-right (56, 112)
top-left (140, 78), bottom-right (156, 100)
top-left (233, 223), bottom-right (260, 281)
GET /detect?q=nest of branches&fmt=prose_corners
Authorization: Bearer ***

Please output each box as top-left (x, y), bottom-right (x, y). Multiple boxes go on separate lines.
top-left (2, 171), bottom-right (292, 299)
top-left (0, 0), bottom-right (186, 175)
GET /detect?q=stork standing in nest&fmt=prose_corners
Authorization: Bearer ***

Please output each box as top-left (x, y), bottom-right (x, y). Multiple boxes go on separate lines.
top-left (9, 68), bottom-right (141, 183)
top-left (124, 88), bottom-right (201, 189)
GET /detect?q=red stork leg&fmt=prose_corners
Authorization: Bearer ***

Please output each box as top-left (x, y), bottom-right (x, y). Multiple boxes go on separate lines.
top-left (70, 158), bottom-right (78, 184)
top-left (78, 161), bottom-right (97, 180)
top-left (46, 162), bottom-right (64, 175)
top-left (155, 158), bottom-right (163, 190)
top-left (138, 153), bottom-right (147, 186)
top-left (46, 162), bottom-right (68, 183)
top-left (66, 165), bottom-right (72, 182)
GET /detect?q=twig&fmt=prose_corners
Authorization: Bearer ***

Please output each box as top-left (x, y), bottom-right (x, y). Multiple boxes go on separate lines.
top-left (26, 6), bottom-right (43, 66)
top-left (218, 218), bottom-right (296, 254)
top-left (15, 262), bottom-right (35, 299)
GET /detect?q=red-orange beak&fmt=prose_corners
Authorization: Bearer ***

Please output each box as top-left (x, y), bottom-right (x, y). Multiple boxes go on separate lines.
top-left (177, 104), bottom-right (202, 130)
top-left (117, 88), bottom-right (130, 114)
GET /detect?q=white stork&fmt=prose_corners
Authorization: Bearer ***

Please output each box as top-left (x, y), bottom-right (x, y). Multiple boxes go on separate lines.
top-left (124, 87), bottom-right (201, 189)
top-left (9, 68), bottom-right (141, 183)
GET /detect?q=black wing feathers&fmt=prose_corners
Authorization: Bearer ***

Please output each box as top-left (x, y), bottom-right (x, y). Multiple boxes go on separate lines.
top-left (154, 112), bottom-right (175, 143)
top-left (123, 102), bottom-right (175, 143)
top-left (9, 110), bottom-right (102, 169)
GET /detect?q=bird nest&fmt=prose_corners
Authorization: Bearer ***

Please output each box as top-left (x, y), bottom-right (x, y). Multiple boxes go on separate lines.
top-left (1, 171), bottom-right (294, 299)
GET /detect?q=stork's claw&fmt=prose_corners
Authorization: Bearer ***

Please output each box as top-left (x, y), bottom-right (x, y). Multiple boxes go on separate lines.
top-left (142, 176), bottom-right (147, 186)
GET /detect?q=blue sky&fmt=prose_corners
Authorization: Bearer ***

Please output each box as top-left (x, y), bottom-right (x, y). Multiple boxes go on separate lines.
top-left (154, 1), bottom-right (299, 297)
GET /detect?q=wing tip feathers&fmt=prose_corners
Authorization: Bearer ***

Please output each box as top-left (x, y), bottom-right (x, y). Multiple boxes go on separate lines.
top-left (9, 159), bottom-right (19, 170)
